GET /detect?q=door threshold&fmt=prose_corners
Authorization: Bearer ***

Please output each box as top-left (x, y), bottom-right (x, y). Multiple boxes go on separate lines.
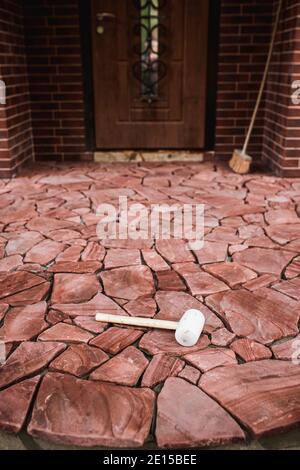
top-left (94, 151), bottom-right (207, 163)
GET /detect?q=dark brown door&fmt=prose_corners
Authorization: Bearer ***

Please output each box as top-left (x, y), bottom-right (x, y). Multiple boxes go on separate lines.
top-left (92, 0), bottom-right (208, 149)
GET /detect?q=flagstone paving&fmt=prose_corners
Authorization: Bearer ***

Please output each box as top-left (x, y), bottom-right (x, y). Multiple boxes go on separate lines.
top-left (0, 160), bottom-right (300, 449)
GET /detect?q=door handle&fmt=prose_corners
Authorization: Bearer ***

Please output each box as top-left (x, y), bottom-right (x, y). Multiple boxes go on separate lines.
top-left (97, 12), bottom-right (116, 21)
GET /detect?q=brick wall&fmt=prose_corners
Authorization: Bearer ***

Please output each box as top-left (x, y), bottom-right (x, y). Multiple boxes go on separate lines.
top-left (214, 0), bottom-right (274, 162)
top-left (262, 0), bottom-right (300, 177)
top-left (0, 0), bottom-right (33, 177)
top-left (24, 0), bottom-right (91, 163)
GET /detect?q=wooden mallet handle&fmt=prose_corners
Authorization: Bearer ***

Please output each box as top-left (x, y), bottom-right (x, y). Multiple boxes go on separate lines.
top-left (95, 313), bottom-right (178, 330)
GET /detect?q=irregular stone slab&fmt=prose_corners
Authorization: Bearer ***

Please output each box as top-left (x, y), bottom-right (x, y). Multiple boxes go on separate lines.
top-left (285, 256), bottom-right (300, 279)
top-left (24, 240), bottom-right (66, 265)
top-left (0, 302), bottom-right (48, 342)
top-left (28, 372), bottom-right (155, 447)
top-left (124, 297), bottom-right (157, 318)
top-left (52, 292), bottom-right (124, 317)
top-left (90, 346), bottom-right (148, 386)
top-left (284, 239), bottom-right (300, 253)
top-left (0, 376), bottom-right (41, 433)
top-left (230, 338), bottom-right (272, 362)
top-left (73, 316), bottom-right (108, 334)
top-left (0, 207), bottom-right (37, 225)
top-left (81, 242), bottom-right (105, 262)
top-left (185, 348), bottom-right (237, 372)
top-left (49, 344), bottom-right (108, 377)
top-left (104, 249), bottom-right (141, 269)
top-left (209, 289), bottom-right (299, 344)
top-left (265, 224), bottom-right (300, 245)
top-left (234, 248), bottom-right (294, 275)
top-left (38, 323), bottom-right (94, 344)
top-left (4, 281), bottom-right (50, 307)
top-left (211, 328), bottom-right (236, 347)
top-left (155, 290), bottom-right (223, 333)
top-left (228, 244), bottom-right (248, 256)
top-left (238, 224), bottom-right (264, 239)
top-left (0, 271), bottom-right (46, 301)
top-left (141, 354), bottom-right (184, 388)
top-left (0, 255), bottom-right (23, 272)
top-left (51, 273), bottom-right (100, 304)
top-left (101, 266), bottom-right (155, 300)
top-left (142, 249), bottom-right (170, 271)
top-left (0, 341), bottom-right (66, 389)
top-left (193, 241), bottom-right (228, 265)
top-left (272, 278), bottom-right (300, 301)
top-left (200, 360), bottom-right (300, 438)
top-left (243, 274), bottom-right (277, 291)
top-left (90, 327), bottom-right (143, 354)
top-left (56, 245), bottom-right (83, 262)
top-left (48, 229), bottom-right (81, 243)
top-left (173, 263), bottom-right (229, 296)
top-left (271, 335), bottom-right (300, 360)
top-left (204, 262), bottom-right (257, 288)
top-left (39, 174), bottom-right (92, 185)
top-left (265, 209), bottom-right (299, 225)
top-left (156, 239), bottom-right (194, 263)
top-left (27, 217), bottom-right (77, 235)
top-left (157, 270), bottom-right (186, 291)
top-left (139, 330), bottom-right (210, 356)
top-left (0, 304), bottom-right (8, 322)
top-left (48, 261), bottom-right (102, 274)
top-left (156, 378), bottom-right (244, 448)
top-left (178, 365), bottom-right (201, 385)
top-left (205, 226), bottom-right (240, 244)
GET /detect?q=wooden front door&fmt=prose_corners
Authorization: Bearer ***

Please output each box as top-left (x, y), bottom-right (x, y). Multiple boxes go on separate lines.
top-left (91, 0), bottom-right (208, 149)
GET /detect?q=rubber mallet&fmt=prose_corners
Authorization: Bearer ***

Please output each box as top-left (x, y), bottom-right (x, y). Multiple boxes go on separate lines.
top-left (95, 309), bottom-right (205, 347)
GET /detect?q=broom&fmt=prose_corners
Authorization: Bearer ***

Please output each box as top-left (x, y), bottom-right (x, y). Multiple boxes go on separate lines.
top-left (229, 0), bottom-right (283, 174)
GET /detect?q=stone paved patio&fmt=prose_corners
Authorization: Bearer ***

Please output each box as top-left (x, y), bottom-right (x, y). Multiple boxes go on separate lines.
top-left (0, 160), bottom-right (300, 449)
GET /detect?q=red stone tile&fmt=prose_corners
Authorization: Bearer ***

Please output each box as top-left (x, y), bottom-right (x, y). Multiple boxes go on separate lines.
top-left (238, 224), bottom-right (264, 239)
top-left (0, 271), bottom-right (47, 301)
top-left (49, 344), bottom-right (108, 377)
top-left (104, 249), bottom-right (141, 269)
top-left (4, 281), bottom-right (50, 307)
top-left (205, 226), bottom-right (240, 244)
top-left (90, 346), bottom-right (148, 386)
top-left (228, 244), bottom-right (248, 256)
top-left (271, 335), bottom-right (300, 360)
top-left (0, 254), bottom-right (23, 272)
top-left (266, 224), bottom-right (300, 245)
top-left (230, 338), bottom-right (272, 362)
top-left (156, 239), bottom-right (194, 264)
top-left (0, 302), bottom-right (48, 342)
top-left (285, 256), bottom-right (300, 279)
top-left (81, 241), bottom-right (106, 261)
top-left (51, 273), bottom-right (100, 304)
top-left (0, 304), bottom-right (9, 322)
top-left (5, 231), bottom-right (43, 256)
top-left (73, 316), bottom-right (108, 334)
top-left (52, 292), bottom-right (125, 317)
top-left (0, 341), bottom-right (66, 389)
top-left (193, 241), bottom-right (228, 265)
top-left (139, 329), bottom-right (210, 356)
top-left (211, 328), bottom-right (236, 347)
top-left (155, 290), bottom-right (223, 333)
top-left (185, 347), bottom-right (237, 372)
top-left (200, 360), bottom-right (300, 438)
top-left (234, 248), bottom-right (294, 275)
top-left (141, 354), bottom-right (184, 388)
top-left (38, 323), bottom-right (94, 344)
top-left (28, 372), bottom-right (155, 447)
top-left (0, 376), bottom-right (41, 433)
top-left (173, 263), bottom-right (229, 296)
top-left (90, 327), bottom-right (143, 354)
top-left (243, 274), bottom-right (277, 291)
top-left (265, 209), bottom-right (299, 225)
top-left (157, 270), bottom-right (186, 291)
top-left (48, 229), bottom-right (81, 242)
top-left (178, 365), bottom-right (201, 385)
top-left (48, 261), bottom-right (102, 274)
top-left (142, 249), bottom-right (170, 271)
top-left (272, 278), bottom-right (300, 301)
top-left (27, 216), bottom-right (77, 235)
top-left (156, 378), bottom-right (244, 448)
top-left (124, 297), bottom-right (157, 318)
top-left (101, 266), bottom-right (155, 300)
top-left (56, 245), bottom-right (83, 262)
top-left (203, 262), bottom-right (257, 288)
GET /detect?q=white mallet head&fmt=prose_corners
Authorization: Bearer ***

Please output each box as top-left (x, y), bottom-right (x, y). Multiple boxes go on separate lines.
top-left (175, 309), bottom-right (206, 347)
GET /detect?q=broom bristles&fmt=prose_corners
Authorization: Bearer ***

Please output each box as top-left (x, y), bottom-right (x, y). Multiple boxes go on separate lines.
top-left (229, 150), bottom-right (252, 175)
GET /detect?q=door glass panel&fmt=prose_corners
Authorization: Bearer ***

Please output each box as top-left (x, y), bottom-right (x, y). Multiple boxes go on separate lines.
top-left (133, 0), bottom-right (167, 104)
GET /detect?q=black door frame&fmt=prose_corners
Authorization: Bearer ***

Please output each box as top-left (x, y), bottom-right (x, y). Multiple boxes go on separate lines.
top-left (79, 0), bottom-right (220, 152)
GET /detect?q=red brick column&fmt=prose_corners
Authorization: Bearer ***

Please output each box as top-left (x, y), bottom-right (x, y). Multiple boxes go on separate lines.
top-left (0, 0), bottom-right (34, 177)
top-left (262, 0), bottom-right (300, 176)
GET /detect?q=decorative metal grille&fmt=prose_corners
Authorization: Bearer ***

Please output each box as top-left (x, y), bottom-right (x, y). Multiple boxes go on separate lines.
top-left (132, 0), bottom-right (167, 103)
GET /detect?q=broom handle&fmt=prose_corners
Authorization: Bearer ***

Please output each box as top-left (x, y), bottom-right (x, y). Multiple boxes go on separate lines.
top-left (243, 0), bottom-right (283, 154)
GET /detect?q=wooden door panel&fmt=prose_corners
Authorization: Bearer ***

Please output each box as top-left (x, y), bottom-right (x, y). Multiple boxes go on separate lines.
top-left (92, 0), bottom-right (208, 149)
